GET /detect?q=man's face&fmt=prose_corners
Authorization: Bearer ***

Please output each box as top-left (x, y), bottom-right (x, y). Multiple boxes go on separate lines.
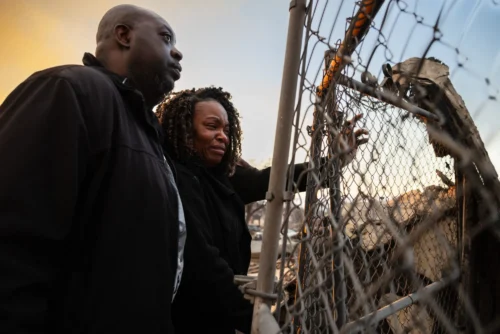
top-left (127, 16), bottom-right (183, 107)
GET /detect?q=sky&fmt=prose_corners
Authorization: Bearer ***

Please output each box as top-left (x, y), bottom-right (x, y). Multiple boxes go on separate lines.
top-left (0, 0), bottom-right (498, 173)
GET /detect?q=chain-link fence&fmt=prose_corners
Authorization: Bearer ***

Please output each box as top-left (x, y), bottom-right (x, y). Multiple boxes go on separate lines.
top-left (249, 0), bottom-right (500, 333)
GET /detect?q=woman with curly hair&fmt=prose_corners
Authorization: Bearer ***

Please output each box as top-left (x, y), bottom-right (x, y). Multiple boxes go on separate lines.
top-left (157, 86), bottom-right (368, 334)
top-left (157, 86), bottom-right (253, 334)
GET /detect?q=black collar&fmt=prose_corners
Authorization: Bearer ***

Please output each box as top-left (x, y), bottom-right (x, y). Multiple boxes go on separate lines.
top-left (82, 53), bottom-right (164, 143)
top-left (82, 52), bottom-right (104, 67)
top-left (82, 53), bottom-right (136, 94)
top-left (175, 153), bottom-right (234, 197)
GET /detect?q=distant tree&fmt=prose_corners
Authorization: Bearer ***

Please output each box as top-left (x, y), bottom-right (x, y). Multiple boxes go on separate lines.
top-left (285, 206), bottom-right (305, 231)
top-left (245, 200), bottom-right (266, 226)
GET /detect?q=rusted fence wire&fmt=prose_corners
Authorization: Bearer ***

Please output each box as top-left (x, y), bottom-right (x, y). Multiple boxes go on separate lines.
top-left (249, 0), bottom-right (500, 333)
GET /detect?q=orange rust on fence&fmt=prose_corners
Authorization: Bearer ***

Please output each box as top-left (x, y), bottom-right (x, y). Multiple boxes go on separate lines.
top-left (317, 0), bottom-right (384, 97)
top-left (294, 1), bottom-right (386, 332)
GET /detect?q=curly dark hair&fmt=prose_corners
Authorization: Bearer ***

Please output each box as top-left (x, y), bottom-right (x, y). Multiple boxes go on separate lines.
top-left (156, 86), bottom-right (243, 174)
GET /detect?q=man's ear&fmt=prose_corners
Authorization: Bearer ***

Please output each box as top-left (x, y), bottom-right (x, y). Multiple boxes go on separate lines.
top-left (114, 24), bottom-right (132, 48)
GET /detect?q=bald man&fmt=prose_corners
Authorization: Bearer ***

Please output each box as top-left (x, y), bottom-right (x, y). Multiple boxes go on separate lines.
top-left (0, 5), bottom-right (185, 333)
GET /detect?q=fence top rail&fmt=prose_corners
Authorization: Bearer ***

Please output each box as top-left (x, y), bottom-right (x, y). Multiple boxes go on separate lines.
top-left (336, 74), bottom-right (440, 122)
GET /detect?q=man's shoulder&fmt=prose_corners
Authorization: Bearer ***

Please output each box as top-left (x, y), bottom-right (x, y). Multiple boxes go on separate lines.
top-left (22, 65), bottom-right (125, 141)
top-left (29, 64), bottom-right (117, 95)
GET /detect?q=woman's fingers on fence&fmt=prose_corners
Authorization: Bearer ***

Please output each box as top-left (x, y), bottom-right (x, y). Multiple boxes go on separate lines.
top-left (336, 119), bottom-right (368, 159)
top-left (353, 113), bottom-right (364, 123)
top-left (343, 114), bottom-right (365, 138)
top-left (340, 149), bottom-right (356, 168)
top-left (345, 127), bottom-right (366, 143)
top-left (354, 129), bottom-right (369, 147)
top-left (356, 137), bottom-right (369, 146)
top-left (344, 113), bottom-right (364, 127)
top-left (354, 128), bottom-right (369, 137)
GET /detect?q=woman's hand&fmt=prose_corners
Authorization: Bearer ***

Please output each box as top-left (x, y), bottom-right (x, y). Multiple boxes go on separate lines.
top-left (337, 113), bottom-right (369, 168)
top-left (237, 114), bottom-right (369, 172)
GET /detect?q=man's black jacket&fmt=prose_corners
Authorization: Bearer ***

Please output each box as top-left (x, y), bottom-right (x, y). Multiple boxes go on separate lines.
top-left (0, 54), bottom-right (180, 334)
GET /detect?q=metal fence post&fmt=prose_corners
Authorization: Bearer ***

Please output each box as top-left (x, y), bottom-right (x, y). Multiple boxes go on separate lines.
top-left (251, 0), bottom-right (307, 333)
top-left (324, 50), bottom-right (347, 330)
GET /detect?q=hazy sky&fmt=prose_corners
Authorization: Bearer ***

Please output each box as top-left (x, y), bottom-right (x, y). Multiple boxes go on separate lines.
top-left (1, 0), bottom-right (498, 170)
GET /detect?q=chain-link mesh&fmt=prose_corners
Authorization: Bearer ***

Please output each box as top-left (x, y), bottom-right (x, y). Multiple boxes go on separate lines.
top-left (249, 0), bottom-right (500, 333)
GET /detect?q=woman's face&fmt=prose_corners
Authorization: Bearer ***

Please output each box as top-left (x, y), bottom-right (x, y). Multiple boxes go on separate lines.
top-left (192, 100), bottom-right (230, 167)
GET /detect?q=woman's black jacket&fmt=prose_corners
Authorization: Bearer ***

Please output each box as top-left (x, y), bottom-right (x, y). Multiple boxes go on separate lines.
top-left (171, 157), bottom-right (310, 334)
